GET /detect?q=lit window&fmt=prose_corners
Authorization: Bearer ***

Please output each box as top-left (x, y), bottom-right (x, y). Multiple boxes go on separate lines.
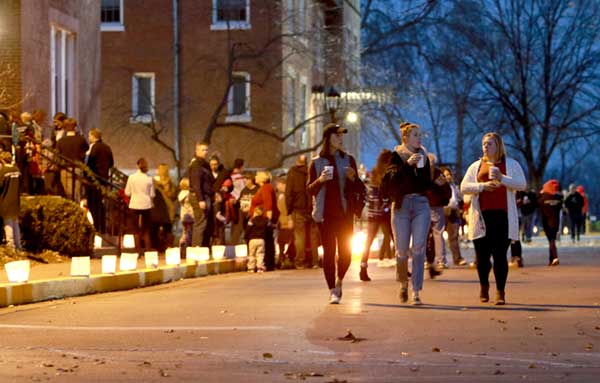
top-left (226, 72), bottom-right (251, 122)
top-left (212, 0), bottom-right (251, 30)
top-left (131, 73), bottom-right (155, 123)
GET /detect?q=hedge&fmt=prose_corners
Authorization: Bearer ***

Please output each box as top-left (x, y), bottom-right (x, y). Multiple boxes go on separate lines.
top-left (19, 196), bottom-right (95, 257)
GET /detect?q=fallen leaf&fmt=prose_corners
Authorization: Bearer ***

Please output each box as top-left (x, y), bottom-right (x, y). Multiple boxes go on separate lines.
top-left (401, 352), bottom-right (409, 357)
top-left (585, 343), bottom-right (593, 351)
top-left (497, 319), bottom-right (507, 324)
top-left (139, 361), bottom-right (152, 367)
top-left (337, 330), bottom-right (366, 343)
top-left (409, 366), bottom-right (419, 372)
top-left (41, 363), bottom-right (54, 368)
top-left (534, 326), bottom-right (542, 330)
top-left (494, 370), bottom-right (504, 375)
top-left (263, 353), bottom-right (273, 359)
top-left (595, 326), bottom-right (600, 330)
top-left (431, 347), bottom-right (440, 352)
top-left (528, 364), bottom-right (536, 369)
top-left (159, 369), bottom-right (169, 377)
top-left (164, 329), bottom-right (174, 333)
top-left (456, 370), bottom-right (462, 375)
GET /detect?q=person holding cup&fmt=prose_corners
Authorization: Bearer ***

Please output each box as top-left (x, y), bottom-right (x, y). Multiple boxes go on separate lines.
top-left (307, 123), bottom-right (364, 304)
top-left (461, 132), bottom-right (526, 305)
top-left (384, 122), bottom-right (433, 305)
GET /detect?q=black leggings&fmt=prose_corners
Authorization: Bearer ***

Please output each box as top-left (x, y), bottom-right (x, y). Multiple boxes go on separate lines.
top-left (318, 216), bottom-right (353, 290)
top-left (473, 210), bottom-right (510, 292)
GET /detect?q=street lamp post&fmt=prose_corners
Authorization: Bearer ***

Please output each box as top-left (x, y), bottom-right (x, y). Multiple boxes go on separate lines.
top-left (325, 86), bottom-right (341, 123)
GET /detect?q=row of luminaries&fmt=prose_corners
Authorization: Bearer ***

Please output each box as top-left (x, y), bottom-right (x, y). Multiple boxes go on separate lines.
top-left (4, 244), bottom-right (252, 283)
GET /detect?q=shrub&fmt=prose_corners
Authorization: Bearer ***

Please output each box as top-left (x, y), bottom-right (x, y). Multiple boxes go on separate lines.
top-left (19, 196), bottom-right (94, 257)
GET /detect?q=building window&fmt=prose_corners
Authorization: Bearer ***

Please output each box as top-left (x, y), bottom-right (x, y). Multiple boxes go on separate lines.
top-left (298, 0), bottom-right (306, 33)
top-left (101, 0), bottom-right (125, 31)
top-left (287, 76), bottom-right (297, 145)
top-left (226, 72), bottom-right (251, 122)
top-left (131, 73), bottom-right (155, 123)
top-left (50, 25), bottom-right (76, 118)
top-left (299, 82), bottom-right (308, 148)
top-left (287, 0), bottom-right (296, 33)
top-left (211, 0), bottom-right (251, 30)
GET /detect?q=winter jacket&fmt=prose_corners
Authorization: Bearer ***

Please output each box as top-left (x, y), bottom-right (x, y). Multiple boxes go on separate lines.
top-left (285, 164), bottom-right (311, 215)
top-left (461, 158), bottom-right (526, 241)
top-left (426, 167), bottom-right (451, 207)
top-left (188, 157), bottom-right (214, 205)
top-left (0, 164), bottom-right (21, 218)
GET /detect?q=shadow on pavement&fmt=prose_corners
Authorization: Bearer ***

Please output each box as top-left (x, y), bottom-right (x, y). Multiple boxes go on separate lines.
top-left (431, 279), bottom-right (529, 284)
top-left (365, 303), bottom-right (558, 312)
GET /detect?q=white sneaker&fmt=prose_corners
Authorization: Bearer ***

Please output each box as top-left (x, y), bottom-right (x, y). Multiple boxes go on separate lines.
top-left (329, 290), bottom-right (341, 304)
top-left (411, 292), bottom-right (422, 305)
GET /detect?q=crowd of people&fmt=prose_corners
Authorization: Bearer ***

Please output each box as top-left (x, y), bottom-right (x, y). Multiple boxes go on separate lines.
top-left (0, 109), bottom-right (593, 307)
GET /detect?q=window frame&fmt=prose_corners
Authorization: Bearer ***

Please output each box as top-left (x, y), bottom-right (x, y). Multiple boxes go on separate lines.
top-left (211, 0), bottom-right (251, 31)
top-left (131, 72), bottom-right (156, 124)
top-left (225, 72), bottom-right (252, 123)
top-left (50, 24), bottom-right (76, 118)
top-left (100, 0), bottom-right (125, 32)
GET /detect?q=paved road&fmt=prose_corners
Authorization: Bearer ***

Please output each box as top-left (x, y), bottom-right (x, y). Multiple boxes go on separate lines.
top-left (0, 245), bottom-right (598, 382)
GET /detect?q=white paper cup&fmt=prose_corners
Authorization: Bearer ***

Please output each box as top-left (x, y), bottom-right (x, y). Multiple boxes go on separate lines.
top-left (416, 155), bottom-right (425, 168)
top-left (324, 166), bottom-right (334, 180)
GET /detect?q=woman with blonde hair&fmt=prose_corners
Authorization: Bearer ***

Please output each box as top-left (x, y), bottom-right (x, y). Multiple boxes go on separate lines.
top-left (249, 171), bottom-right (279, 270)
top-left (384, 122), bottom-right (432, 305)
top-left (461, 132), bottom-right (526, 305)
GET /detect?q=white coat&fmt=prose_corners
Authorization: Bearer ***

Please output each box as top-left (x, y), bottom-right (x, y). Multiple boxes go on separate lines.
top-left (460, 158), bottom-right (526, 241)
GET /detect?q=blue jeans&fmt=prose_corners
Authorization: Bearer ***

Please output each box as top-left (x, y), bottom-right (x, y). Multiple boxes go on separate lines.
top-left (392, 195), bottom-right (431, 292)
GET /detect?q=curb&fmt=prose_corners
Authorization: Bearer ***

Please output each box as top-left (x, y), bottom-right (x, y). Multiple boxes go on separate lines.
top-left (0, 258), bottom-right (247, 308)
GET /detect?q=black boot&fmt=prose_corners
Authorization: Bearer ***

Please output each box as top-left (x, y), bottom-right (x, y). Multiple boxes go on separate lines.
top-left (359, 266), bottom-right (371, 281)
top-left (428, 265), bottom-right (441, 279)
top-left (495, 290), bottom-right (505, 305)
top-left (480, 284), bottom-right (490, 302)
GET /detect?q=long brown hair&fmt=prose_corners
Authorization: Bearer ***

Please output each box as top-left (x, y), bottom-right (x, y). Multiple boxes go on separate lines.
top-left (370, 149), bottom-right (393, 187)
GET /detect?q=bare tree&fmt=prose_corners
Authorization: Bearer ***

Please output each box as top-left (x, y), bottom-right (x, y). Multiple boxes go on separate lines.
top-left (456, 0), bottom-right (600, 188)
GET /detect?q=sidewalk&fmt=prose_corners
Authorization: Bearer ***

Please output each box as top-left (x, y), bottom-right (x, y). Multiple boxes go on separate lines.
top-left (0, 256), bottom-right (247, 308)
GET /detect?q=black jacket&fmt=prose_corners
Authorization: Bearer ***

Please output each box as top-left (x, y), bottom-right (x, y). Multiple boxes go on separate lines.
top-left (381, 151), bottom-right (431, 205)
top-left (285, 164), bottom-right (311, 215)
top-left (0, 164), bottom-right (21, 218)
top-left (56, 133), bottom-right (89, 163)
top-left (87, 140), bottom-right (114, 180)
top-left (245, 215), bottom-right (268, 240)
top-left (188, 157), bottom-right (215, 204)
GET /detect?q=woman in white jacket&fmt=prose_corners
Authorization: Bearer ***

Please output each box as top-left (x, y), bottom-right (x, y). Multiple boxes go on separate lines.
top-left (461, 133), bottom-right (526, 305)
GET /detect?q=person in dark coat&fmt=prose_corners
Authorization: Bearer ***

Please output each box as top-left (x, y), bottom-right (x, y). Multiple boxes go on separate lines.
top-left (539, 179), bottom-right (563, 266)
top-left (188, 142), bottom-right (215, 248)
top-left (564, 184), bottom-right (584, 243)
top-left (285, 154), bottom-right (320, 269)
top-left (56, 118), bottom-right (88, 202)
top-left (0, 151), bottom-right (22, 249)
top-left (86, 128), bottom-right (114, 232)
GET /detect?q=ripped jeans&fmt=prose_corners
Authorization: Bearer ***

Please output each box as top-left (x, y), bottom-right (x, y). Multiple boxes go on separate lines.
top-left (392, 195), bottom-right (431, 291)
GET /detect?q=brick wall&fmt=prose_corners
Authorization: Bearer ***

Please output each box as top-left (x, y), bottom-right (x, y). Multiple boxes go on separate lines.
top-left (101, 0), bottom-right (297, 172)
top-left (0, 0), bottom-right (22, 112)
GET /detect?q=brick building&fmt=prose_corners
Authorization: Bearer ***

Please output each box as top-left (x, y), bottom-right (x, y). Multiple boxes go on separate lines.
top-left (100, 0), bottom-right (361, 173)
top-left (0, 0), bottom-right (101, 136)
